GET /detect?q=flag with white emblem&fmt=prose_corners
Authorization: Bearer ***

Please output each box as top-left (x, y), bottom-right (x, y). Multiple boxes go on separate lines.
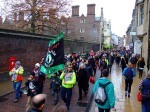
top-left (40, 32), bottom-right (64, 76)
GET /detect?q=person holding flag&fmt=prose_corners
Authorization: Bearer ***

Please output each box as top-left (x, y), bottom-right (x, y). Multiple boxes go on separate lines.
top-left (60, 62), bottom-right (76, 110)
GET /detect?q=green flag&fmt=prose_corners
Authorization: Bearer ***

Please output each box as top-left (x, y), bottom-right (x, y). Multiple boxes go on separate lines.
top-left (40, 32), bottom-right (64, 76)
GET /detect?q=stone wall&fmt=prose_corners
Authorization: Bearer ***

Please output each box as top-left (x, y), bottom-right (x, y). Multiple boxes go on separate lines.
top-left (0, 29), bottom-right (99, 74)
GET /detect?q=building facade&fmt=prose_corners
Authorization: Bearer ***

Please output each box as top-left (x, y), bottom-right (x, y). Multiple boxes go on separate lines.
top-left (68, 4), bottom-right (113, 51)
top-left (127, 0), bottom-right (150, 70)
top-left (68, 4), bottom-right (102, 44)
top-left (103, 20), bottom-right (112, 49)
top-left (136, 0), bottom-right (150, 69)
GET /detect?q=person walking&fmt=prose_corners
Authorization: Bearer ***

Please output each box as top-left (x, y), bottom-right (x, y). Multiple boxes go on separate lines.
top-left (60, 62), bottom-right (76, 110)
top-left (51, 72), bottom-right (61, 105)
top-left (137, 57), bottom-right (145, 78)
top-left (25, 72), bottom-right (38, 112)
top-left (77, 63), bottom-right (88, 100)
top-left (32, 63), bottom-right (45, 94)
top-left (130, 54), bottom-right (138, 68)
top-left (122, 63), bottom-right (136, 97)
top-left (9, 61), bottom-right (24, 103)
top-left (139, 71), bottom-right (150, 112)
top-left (85, 60), bottom-right (93, 91)
top-left (93, 69), bottom-right (116, 112)
top-left (121, 57), bottom-right (127, 72)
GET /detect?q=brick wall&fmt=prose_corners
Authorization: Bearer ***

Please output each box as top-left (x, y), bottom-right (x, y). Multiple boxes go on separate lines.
top-left (0, 29), bottom-right (99, 75)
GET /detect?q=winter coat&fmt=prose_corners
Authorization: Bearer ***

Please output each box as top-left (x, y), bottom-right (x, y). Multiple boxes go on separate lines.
top-left (137, 61), bottom-right (145, 71)
top-left (122, 67), bottom-right (136, 80)
top-left (78, 68), bottom-right (88, 87)
top-left (25, 79), bottom-right (38, 97)
top-left (85, 64), bottom-right (93, 77)
top-left (51, 76), bottom-right (61, 90)
top-left (139, 78), bottom-right (150, 102)
top-left (93, 77), bottom-right (115, 109)
top-left (60, 71), bottom-right (76, 88)
top-left (121, 58), bottom-right (127, 68)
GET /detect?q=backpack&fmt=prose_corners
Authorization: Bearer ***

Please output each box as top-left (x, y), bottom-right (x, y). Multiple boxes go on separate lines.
top-left (95, 81), bottom-right (111, 105)
top-left (125, 68), bottom-right (133, 79)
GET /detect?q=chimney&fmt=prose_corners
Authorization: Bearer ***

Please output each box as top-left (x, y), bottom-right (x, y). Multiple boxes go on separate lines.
top-left (87, 4), bottom-right (95, 15)
top-left (72, 5), bottom-right (79, 17)
top-left (0, 16), bottom-right (2, 28)
top-left (19, 11), bottom-right (24, 21)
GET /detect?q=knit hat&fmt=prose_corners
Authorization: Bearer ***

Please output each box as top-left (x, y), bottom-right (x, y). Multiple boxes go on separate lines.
top-left (35, 63), bottom-right (40, 67)
top-left (15, 61), bottom-right (21, 66)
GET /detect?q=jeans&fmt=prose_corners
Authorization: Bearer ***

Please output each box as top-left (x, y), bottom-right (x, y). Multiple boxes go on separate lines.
top-left (142, 101), bottom-right (150, 112)
top-left (61, 87), bottom-right (72, 110)
top-left (13, 81), bottom-right (22, 99)
top-left (125, 79), bottom-right (133, 94)
top-left (98, 108), bottom-right (110, 112)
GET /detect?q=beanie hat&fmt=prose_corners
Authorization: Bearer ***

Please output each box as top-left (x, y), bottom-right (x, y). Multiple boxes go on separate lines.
top-left (35, 63), bottom-right (40, 67)
top-left (15, 61), bottom-right (21, 66)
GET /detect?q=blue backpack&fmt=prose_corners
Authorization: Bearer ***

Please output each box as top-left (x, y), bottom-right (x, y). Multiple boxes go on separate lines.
top-left (125, 67), bottom-right (133, 79)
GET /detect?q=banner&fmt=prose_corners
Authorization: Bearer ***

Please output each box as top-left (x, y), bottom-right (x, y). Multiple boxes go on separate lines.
top-left (40, 32), bottom-right (64, 76)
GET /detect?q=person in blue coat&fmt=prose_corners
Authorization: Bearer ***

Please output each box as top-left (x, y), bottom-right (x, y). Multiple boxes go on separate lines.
top-left (139, 71), bottom-right (150, 112)
top-left (93, 69), bottom-right (116, 112)
top-left (122, 63), bottom-right (136, 97)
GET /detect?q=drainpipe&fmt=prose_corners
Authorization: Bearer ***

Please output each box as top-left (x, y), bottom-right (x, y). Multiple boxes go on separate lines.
top-left (148, 0), bottom-right (150, 70)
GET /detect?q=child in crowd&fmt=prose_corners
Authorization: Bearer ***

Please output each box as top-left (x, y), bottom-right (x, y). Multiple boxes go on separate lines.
top-left (51, 72), bottom-right (61, 105)
top-left (25, 72), bottom-right (38, 112)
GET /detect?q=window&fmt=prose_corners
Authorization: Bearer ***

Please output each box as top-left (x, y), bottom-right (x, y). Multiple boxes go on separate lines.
top-left (80, 37), bottom-right (84, 41)
top-left (80, 28), bottom-right (85, 33)
top-left (80, 19), bottom-right (85, 23)
top-left (140, 5), bottom-right (144, 25)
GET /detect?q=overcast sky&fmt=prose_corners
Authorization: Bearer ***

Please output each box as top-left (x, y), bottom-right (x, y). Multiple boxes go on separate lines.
top-left (72, 0), bottom-right (136, 36)
top-left (0, 0), bottom-right (136, 36)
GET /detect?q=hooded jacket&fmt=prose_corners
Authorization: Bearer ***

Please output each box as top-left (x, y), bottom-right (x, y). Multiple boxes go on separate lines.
top-left (93, 77), bottom-right (115, 109)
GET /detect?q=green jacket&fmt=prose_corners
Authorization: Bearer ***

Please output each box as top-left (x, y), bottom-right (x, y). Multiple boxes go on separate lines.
top-left (60, 71), bottom-right (76, 88)
top-left (93, 77), bottom-right (115, 109)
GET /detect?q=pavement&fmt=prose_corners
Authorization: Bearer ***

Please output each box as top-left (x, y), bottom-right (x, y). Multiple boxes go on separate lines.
top-left (90, 63), bottom-right (143, 112)
top-left (0, 63), bottom-right (143, 112)
top-left (0, 69), bottom-right (100, 112)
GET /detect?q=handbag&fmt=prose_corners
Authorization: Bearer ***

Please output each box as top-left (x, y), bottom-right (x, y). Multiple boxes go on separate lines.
top-left (90, 76), bottom-right (95, 84)
top-left (137, 91), bottom-right (142, 102)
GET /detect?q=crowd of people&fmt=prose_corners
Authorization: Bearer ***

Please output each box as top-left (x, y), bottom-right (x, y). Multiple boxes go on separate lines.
top-left (9, 49), bottom-right (150, 112)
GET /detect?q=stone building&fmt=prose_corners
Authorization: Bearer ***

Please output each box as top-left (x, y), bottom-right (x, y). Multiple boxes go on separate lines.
top-left (136, 0), bottom-right (150, 70)
top-left (127, 0), bottom-right (150, 70)
top-left (126, 1), bottom-right (142, 55)
top-left (103, 20), bottom-right (112, 49)
top-left (67, 4), bottom-right (104, 47)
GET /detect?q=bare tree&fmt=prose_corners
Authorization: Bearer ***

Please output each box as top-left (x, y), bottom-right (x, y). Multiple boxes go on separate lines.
top-left (2, 0), bottom-right (72, 35)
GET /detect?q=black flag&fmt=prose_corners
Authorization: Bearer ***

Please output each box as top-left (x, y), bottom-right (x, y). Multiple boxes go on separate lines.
top-left (40, 32), bottom-right (64, 76)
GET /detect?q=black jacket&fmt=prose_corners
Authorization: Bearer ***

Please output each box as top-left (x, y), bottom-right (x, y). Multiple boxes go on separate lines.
top-left (25, 79), bottom-right (38, 97)
top-left (78, 68), bottom-right (88, 87)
